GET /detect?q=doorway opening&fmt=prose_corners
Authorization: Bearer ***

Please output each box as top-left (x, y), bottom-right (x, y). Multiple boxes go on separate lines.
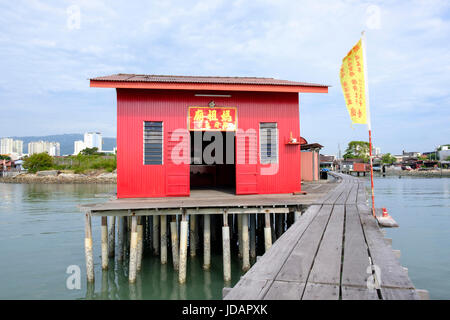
top-left (190, 131), bottom-right (236, 193)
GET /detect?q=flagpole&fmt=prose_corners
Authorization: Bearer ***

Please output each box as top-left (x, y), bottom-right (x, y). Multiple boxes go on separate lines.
top-left (361, 31), bottom-right (376, 217)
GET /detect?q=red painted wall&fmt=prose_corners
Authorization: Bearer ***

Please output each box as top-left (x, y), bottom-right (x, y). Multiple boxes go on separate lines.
top-left (117, 89), bottom-right (301, 198)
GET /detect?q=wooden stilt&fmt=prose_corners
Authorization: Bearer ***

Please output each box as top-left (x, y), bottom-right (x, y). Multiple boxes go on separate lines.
top-left (148, 215), bottom-right (153, 252)
top-left (160, 215), bottom-right (168, 264)
top-left (222, 212), bottom-right (231, 282)
top-left (179, 214), bottom-right (188, 284)
top-left (203, 214), bottom-right (211, 270)
top-left (117, 216), bottom-right (125, 262)
top-left (101, 216), bottom-right (108, 270)
top-left (123, 215), bottom-right (129, 256)
top-left (276, 213), bottom-right (282, 239)
top-left (153, 215), bottom-right (159, 256)
top-left (84, 213), bottom-right (94, 282)
top-left (190, 215), bottom-right (197, 257)
top-left (170, 216), bottom-right (179, 270)
top-left (249, 214), bottom-right (256, 259)
top-left (294, 210), bottom-right (302, 222)
top-left (271, 213), bottom-right (276, 243)
top-left (137, 216), bottom-right (143, 271)
top-left (242, 214), bottom-right (250, 271)
top-left (108, 216), bottom-right (115, 258)
top-left (129, 215), bottom-right (138, 283)
top-left (237, 214), bottom-right (243, 258)
top-left (264, 213), bottom-right (272, 252)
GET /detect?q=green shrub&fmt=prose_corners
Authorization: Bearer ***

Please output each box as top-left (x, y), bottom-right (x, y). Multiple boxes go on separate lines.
top-left (23, 153), bottom-right (54, 173)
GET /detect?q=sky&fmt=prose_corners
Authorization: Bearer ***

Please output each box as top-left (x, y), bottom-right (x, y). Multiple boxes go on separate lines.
top-left (0, 0), bottom-right (449, 156)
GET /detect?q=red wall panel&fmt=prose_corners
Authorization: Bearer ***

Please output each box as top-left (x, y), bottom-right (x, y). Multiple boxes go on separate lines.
top-left (117, 89), bottom-right (301, 198)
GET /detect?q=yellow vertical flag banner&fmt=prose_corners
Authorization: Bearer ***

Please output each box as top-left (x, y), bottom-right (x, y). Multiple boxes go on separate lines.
top-left (340, 39), bottom-right (367, 124)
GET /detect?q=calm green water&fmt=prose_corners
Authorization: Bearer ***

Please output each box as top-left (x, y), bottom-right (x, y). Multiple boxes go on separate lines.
top-left (0, 178), bottom-right (449, 299)
top-left (368, 176), bottom-right (450, 299)
top-left (0, 183), bottom-right (245, 300)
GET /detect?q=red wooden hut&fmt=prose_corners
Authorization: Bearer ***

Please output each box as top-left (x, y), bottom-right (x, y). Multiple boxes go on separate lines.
top-left (90, 74), bottom-right (328, 198)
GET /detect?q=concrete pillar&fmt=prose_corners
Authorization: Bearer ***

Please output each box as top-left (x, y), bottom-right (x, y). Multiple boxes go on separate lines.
top-left (170, 216), bottom-right (179, 270)
top-left (108, 216), bottom-right (115, 258)
top-left (153, 215), bottom-right (159, 255)
top-left (137, 216), bottom-right (143, 271)
top-left (242, 214), bottom-right (250, 272)
top-left (264, 213), bottom-right (272, 252)
top-left (203, 214), bottom-right (211, 270)
top-left (101, 216), bottom-right (108, 270)
top-left (179, 214), bottom-right (188, 284)
top-left (129, 215), bottom-right (138, 283)
top-left (222, 212), bottom-right (231, 282)
top-left (160, 215), bottom-right (168, 264)
top-left (84, 213), bottom-right (94, 282)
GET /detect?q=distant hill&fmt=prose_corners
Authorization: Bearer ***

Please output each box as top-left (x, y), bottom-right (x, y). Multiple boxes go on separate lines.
top-left (9, 134), bottom-right (116, 156)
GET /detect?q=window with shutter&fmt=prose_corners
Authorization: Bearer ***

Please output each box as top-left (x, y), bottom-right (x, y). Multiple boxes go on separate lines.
top-left (260, 122), bottom-right (278, 164)
top-left (143, 121), bottom-right (163, 165)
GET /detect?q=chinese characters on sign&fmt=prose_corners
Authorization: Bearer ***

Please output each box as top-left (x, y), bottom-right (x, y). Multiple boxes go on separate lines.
top-left (340, 39), bottom-right (367, 124)
top-left (188, 106), bottom-right (237, 131)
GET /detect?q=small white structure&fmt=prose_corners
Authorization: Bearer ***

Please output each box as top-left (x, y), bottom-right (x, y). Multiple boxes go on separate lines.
top-left (438, 145), bottom-right (450, 161)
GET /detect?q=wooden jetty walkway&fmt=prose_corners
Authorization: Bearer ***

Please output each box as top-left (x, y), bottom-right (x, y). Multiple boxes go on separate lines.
top-left (224, 173), bottom-right (427, 300)
top-left (80, 173), bottom-right (427, 300)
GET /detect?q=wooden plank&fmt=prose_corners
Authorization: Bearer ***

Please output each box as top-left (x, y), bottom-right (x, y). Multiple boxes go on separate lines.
top-left (321, 184), bottom-right (346, 205)
top-left (358, 207), bottom-right (415, 289)
top-left (302, 283), bottom-right (339, 300)
top-left (346, 183), bottom-right (358, 205)
top-left (342, 204), bottom-right (371, 288)
top-left (341, 286), bottom-right (379, 300)
top-left (335, 183), bottom-right (352, 205)
top-left (307, 204), bottom-right (345, 285)
top-left (263, 281), bottom-right (305, 300)
top-left (381, 288), bottom-right (420, 300)
top-left (276, 205), bottom-right (333, 283)
top-left (356, 183), bottom-right (367, 205)
top-left (243, 205), bottom-right (322, 281)
top-left (223, 278), bottom-right (272, 300)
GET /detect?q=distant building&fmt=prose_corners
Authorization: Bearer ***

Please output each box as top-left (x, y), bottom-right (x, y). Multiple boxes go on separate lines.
top-left (0, 138), bottom-right (23, 155)
top-left (372, 147), bottom-right (381, 156)
top-left (402, 150), bottom-right (421, 157)
top-left (73, 132), bottom-right (103, 155)
top-left (13, 140), bottom-right (23, 155)
top-left (73, 140), bottom-right (86, 155)
top-left (84, 132), bottom-right (102, 151)
top-left (320, 154), bottom-right (336, 170)
top-left (438, 145), bottom-right (450, 160)
top-left (28, 141), bottom-right (60, 156)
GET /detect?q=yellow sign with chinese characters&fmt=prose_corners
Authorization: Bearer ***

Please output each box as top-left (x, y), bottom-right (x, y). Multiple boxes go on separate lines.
top-left (188, 106), bottom-right (237, 131)
top-left (340, 39), bottom-right (367, 124)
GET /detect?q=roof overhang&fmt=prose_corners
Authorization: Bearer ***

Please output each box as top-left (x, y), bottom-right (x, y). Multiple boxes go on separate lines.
top-left (90, 80), bottom-right (328, 93)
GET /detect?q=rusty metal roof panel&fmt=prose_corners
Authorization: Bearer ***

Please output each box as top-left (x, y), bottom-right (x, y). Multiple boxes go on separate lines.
top-left (90, 74), bottom-right (329, 87)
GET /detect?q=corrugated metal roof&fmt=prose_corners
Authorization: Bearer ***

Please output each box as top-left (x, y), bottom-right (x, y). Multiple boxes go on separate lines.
top-left (90, 74), bottom-right (328, 88)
